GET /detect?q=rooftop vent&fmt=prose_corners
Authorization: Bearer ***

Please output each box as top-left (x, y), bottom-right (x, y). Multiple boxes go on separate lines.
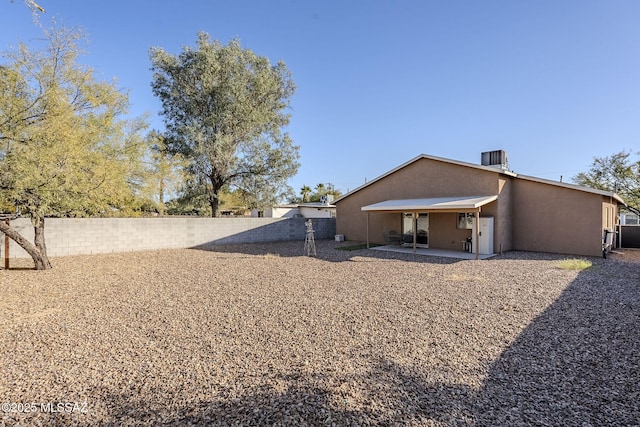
top-left (481, 150), bottom-right (509, 170)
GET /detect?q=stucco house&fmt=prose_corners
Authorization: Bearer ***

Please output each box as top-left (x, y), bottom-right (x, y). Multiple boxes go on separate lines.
top-left (334, 151), bottom-right (624, 258)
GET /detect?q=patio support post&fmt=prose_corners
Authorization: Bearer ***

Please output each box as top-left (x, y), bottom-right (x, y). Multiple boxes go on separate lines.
top-left (366, 213), bottom-right (370, 249)
top-left (413, 212), bottom-right (417, 254)
top-left (475, 209), bottom-right (480, 260)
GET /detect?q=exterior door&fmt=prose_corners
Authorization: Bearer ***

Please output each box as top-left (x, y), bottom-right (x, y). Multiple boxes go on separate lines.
top-left (402, 213), bottom-right (429, 247)
top-left (472, 216), bottom-right (494, 254)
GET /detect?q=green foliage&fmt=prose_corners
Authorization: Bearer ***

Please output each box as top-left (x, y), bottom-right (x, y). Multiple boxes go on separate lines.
top-left (556, 258), bottom-right (593, 271)
top-left (0, 25), bottom-right (149, 268)
top-left (293, 182), bottom-right (341, 203)
top-left (142, 130), bottom-right (186, 215)
top-left (0, 26), bottom-right (148, 218)
top-left (8, 0), bottom-right (45, 13)
top-left (150, 33), bottom-right (300, 216)
top-left (300, 185), bottom-right (312, 202)
top-left (573, 151), bottom-right (640, 209)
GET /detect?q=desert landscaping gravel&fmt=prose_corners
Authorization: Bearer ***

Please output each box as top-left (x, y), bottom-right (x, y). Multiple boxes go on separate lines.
top-left (1, 241), bottom-right (639, 426)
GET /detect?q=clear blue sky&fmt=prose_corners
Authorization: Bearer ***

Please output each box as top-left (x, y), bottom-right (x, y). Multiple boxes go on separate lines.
top-left (2, 1), bottom-right (639, 195)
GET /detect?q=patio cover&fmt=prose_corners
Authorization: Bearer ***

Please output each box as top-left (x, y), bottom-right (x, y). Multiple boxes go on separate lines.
top-left (361, 195), bottom-right (498, 212)
top-left (361, 195), bottom-right (499, 260)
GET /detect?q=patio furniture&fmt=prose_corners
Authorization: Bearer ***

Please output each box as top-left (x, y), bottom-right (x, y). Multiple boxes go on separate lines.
top-left (384, 230), bottom-right (401, 245)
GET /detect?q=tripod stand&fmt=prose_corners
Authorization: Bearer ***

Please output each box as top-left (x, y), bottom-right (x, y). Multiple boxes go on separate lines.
top-left (304, 219), bottom-right (316, 256)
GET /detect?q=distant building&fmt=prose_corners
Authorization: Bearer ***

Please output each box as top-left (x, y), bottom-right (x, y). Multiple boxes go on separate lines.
top-left (251, 200), bottom-right (336, 219)
top-left (621, 213), bottom-right (639, 225)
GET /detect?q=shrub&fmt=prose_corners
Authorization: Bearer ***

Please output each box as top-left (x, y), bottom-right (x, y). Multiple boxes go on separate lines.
top-left (556, 258), bottom-right (592, 271)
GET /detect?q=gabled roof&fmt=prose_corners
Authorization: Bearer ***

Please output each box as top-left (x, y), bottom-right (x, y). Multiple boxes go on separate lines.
top-left (361, 195), bottom-right (498, 212)
top-left (298, 202), bottom-right (336, 208)
top-left (273, 202), bottom-right (336, 209)
top-left (334, 154), bottom-right (516, 203)
top-left (334, 153), bottom-right (626, 205)
top-left (516, 174), bottom-right (626, 205)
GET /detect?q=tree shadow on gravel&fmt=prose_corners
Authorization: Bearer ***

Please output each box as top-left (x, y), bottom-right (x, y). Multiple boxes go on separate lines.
top-left (98, 362), bottom-right (475, 426)
top-left (93, 260), bottom-right (639, 425)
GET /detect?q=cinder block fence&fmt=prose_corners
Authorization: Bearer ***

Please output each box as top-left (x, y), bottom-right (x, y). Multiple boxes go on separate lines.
top-left (2, 217), bottom-right (336, 258)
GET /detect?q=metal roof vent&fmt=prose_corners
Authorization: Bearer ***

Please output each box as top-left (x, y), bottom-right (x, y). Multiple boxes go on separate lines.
top-left (481, 150), bottom-right (509, 170)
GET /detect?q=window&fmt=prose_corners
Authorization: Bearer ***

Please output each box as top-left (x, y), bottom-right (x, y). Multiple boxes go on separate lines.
top-left (457, 213), bottom-right (474, 229)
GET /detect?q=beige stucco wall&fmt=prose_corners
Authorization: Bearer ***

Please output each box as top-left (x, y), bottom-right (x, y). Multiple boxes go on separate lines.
top-left (429, 212), bottom-right (473, 251)
top-left (511, 179), bottom-right (606, 257)
top-left (336, 157), bottom-right (510, 250)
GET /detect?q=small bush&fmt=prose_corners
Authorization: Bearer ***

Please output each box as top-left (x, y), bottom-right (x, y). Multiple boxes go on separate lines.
top-left (556, 258), bottom-right (592, 271)
top-left (262, 253), bottom-right (280, 259)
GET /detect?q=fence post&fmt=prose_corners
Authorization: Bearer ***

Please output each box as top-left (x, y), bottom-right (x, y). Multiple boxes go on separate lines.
top-left (4, 219), bottom-right (9, 270)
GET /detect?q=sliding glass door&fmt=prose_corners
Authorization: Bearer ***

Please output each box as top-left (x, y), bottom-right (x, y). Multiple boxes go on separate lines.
top-left (402, 212), bottom-right (429, 247)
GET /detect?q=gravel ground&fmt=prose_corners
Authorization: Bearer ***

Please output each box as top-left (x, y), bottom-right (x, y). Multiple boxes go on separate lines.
top-left (1, 241), bottom-right (639, 426)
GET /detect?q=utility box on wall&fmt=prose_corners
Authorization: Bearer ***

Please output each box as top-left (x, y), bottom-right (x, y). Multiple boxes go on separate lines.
top-left (472, 217), bottom-right (494, 255)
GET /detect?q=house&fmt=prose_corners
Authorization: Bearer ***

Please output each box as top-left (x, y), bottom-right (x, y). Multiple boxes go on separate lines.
top-left (251, 201), bottom-right (336, 219)
top-left (334, 150), bottom-right (625, 258)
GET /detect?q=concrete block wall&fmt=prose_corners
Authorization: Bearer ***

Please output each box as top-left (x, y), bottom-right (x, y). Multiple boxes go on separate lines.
top-left (1, 217), bottom-right (336, 258)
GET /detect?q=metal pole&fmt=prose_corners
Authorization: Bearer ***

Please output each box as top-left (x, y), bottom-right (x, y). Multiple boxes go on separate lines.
top-left (475, 210), bottom-right (480, 261)
top-left (366, 213), bottom-right (370, 249)
top-left (413, 212), bottom-right (417, 254)
top-left (4, 219), bottom-right (9, 270)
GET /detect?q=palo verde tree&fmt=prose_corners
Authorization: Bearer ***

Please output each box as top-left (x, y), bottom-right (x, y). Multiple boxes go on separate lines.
top-left (8, 0), bottom-right (45, 13)
top-left (0, 26), bottom-right (148, 269)
top-left (150, 32), bottom-right (300, 217)
top-left (573, 151), bottom-right (640, 210)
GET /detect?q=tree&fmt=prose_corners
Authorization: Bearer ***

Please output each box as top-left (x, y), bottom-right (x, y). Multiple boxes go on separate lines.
top-left (145, 130), bottom-right (185, 215)
top-left (0, 26), bottom-right (148, 269)
top-left (573, 151), bottom-right (640, 209)
top-left (292, 182), bottom-right (342, 203)
top-left (300, 185), bottom-right (312, 202)
top-left (150, 32), bottom-right (300, 217)
top-left (314, 183), bottom-right (326, 196)
top-left (8, 0), bottom-right (45, 13)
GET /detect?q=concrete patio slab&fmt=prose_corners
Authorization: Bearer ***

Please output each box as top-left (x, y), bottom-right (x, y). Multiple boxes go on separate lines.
top-left (371, 244), bottom-right (496, 260)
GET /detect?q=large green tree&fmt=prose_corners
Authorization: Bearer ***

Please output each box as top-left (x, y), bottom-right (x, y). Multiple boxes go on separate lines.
top-left (573, 151), bottom-right (640, 210)
top-left (0, 26), bottom-right (148, 269)
top-left (144, 130), bottom-right (186, 215)
top-left (149, 32), bottom-right (300, 217)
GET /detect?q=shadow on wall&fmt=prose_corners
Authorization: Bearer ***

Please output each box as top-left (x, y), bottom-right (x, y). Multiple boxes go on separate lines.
top-left (94, 259), bottom-right (639, 425)
top-left (191, 218), bottom-right (336, 247)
